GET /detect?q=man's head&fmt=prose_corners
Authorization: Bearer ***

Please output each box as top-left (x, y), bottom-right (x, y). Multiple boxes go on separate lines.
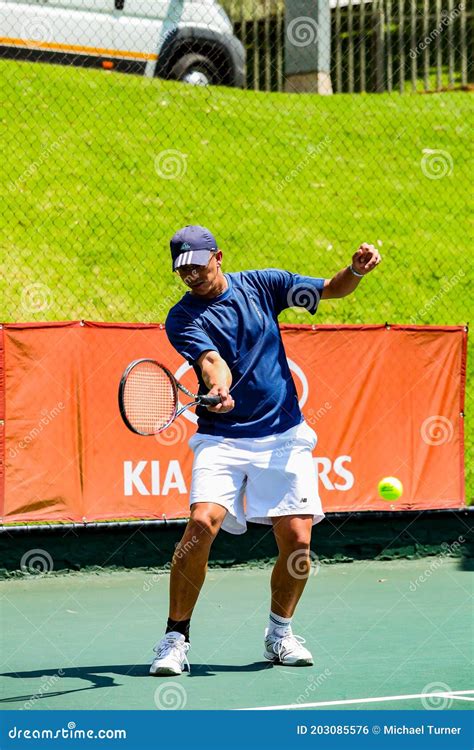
top-left (170, 225), bottom-right (224, 296)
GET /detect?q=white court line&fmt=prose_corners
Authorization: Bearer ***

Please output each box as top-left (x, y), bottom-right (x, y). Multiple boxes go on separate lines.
top-left (238, 690), bottom-right (474, 710)
top-left (446, 696), bottom-right (474, 702)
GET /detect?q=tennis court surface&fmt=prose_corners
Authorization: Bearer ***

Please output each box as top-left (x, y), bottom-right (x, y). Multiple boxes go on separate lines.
top-left (1, 559), bottom-right (472, 711)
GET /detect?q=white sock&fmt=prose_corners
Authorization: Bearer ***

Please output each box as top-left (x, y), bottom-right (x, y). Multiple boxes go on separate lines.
top-left (268, 611), bottom-right (292, 636)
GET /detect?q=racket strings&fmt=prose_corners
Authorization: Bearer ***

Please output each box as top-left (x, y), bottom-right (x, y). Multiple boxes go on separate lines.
top-left (123, 361), bottom-right (176, 434)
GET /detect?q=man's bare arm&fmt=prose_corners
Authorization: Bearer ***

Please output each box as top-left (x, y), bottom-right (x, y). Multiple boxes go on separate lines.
top-left (196, 350), bottom-right (234, 413)
top-left (321, 243), bottom-right (382, 300)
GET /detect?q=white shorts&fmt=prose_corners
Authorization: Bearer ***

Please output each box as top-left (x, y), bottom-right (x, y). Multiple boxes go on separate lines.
top-left (188, 420), bottom-right (324, 535)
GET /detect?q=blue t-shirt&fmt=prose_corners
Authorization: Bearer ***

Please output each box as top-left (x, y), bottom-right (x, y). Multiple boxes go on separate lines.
top-left (165, 269), bottom-right (325, 438)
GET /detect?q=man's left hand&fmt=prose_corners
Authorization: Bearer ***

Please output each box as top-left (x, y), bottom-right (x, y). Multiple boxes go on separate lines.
top-left (352, 243), bottom-right (382, 275)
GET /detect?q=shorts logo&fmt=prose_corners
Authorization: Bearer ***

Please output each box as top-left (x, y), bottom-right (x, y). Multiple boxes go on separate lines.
top-left (181, 242), bottom-right (191, 250)
top-left (301, 498), bottom-right (307, 503)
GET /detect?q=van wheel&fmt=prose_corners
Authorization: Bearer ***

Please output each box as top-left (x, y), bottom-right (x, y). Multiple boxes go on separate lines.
top-left (170, 53), bottom-right (219, 86)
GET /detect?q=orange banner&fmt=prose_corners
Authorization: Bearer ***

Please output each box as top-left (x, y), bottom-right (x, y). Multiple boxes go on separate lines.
top-left (0, 322), bottom-right (467, 523)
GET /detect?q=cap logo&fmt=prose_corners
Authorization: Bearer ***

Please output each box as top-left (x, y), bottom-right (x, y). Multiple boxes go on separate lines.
top-left (181, 242), bottom-right (191, 251)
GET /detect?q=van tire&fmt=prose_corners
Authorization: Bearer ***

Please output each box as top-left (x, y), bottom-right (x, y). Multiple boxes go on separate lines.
top-left (169, 53), bottom-right (219, 86)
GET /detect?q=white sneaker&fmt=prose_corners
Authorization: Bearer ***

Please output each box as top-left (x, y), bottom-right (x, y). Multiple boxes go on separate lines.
top-left (264, 628), bottom-right (313, 666)
top-left (149, 632), bottom-right (190, 676)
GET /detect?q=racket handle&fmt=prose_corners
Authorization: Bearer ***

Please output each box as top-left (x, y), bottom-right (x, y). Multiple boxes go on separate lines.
top-left (199, 395), bottom-right (221, 406)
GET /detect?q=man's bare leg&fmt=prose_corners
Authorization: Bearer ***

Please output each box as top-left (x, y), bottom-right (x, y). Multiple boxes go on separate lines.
top-left (149, 502), bottom-right (228, 676)
top-left (270, 514), bottom-right (314, 616)
top-left (263, 514), bottom-right (315, 666)
top-left (169, 502), bottom-right (228, 621)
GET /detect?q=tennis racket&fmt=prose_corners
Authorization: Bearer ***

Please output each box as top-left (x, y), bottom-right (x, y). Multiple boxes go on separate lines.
top-left (118, 358), bottom-right (220, 436)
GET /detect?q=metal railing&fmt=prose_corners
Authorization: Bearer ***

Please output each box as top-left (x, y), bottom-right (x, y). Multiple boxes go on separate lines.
top-left (223, 0), bottom-right (472, 92)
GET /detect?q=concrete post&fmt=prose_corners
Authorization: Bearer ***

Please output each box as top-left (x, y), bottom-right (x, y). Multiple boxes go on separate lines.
top-left (284, 0), bottom-right (333, 94)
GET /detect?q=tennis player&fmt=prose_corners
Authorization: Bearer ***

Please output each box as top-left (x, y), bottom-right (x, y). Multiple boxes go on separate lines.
top-left (150, 225), bottom-right (381, 675)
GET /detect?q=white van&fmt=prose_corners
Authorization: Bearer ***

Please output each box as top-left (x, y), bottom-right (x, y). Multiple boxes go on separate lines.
top-left (0, 0), bottom-right (245, 86)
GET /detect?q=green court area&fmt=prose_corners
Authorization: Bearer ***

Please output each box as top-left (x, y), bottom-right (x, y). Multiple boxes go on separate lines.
top-left (1, 559), bottom-right (472, 711)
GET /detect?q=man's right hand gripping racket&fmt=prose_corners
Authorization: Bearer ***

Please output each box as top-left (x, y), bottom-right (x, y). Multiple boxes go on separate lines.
top-left (118, 359), bottom-right (220, 436)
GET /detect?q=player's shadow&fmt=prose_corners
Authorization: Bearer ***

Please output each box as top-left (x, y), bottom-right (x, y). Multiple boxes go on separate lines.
top-left (0, 666), bottom-right (125, 703)
top-left (187, 662), bottom-right (273, 677)
top-left (0, 661), bottom-right (271, 702)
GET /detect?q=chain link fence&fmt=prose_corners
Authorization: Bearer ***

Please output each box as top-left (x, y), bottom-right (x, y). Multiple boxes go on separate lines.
top-left (2, 0), bottom-right (471, 321)
top-left (0, 0), bottom-right (472, 493)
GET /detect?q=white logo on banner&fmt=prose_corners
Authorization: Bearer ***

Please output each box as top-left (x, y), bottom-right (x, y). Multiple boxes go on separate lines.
top-left (174, 358), bottom-right (309, 425)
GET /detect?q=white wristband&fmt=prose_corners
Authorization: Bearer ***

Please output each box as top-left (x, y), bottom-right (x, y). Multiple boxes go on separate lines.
top-left (349, 264), bottom-right (364, 278)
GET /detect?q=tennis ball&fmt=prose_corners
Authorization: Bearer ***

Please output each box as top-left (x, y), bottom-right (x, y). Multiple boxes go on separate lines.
top-left (378, 476), bottom-right (403, 501)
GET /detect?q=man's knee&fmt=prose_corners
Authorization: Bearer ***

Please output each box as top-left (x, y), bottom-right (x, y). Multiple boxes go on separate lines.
top-left (281, 538), bottom-right (311, 559)
top-left (278, 532), bottom-right (312, 578)
top-left (273, 518), bottom-right (312, 553)
top-left (187, 505), bottom-right (224, 542)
